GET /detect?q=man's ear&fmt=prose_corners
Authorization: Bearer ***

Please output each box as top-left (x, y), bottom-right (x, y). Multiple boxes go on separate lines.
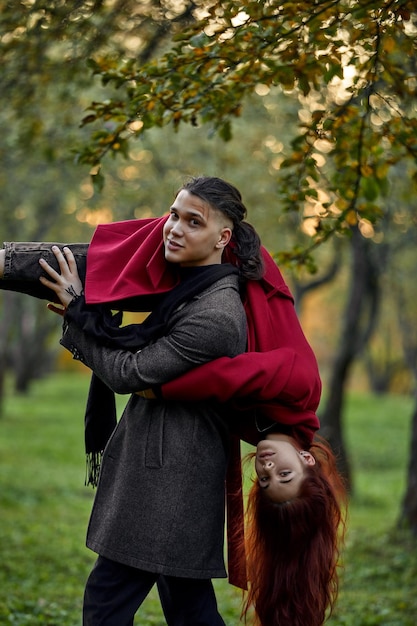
top-left (216, 227), bottom-right (232, 249)
top-left (300, 451), bottom-right (316, 466)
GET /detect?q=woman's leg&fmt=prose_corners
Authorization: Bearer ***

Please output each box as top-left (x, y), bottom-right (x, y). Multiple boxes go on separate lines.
top-left (83, 556), bottom-right (158, 626)
top-left (157, 575), bottom-right (227, 626)
top-left (0, 242), bottom-right (88, 300)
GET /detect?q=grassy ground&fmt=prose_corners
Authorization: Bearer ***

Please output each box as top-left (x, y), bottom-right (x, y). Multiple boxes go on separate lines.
top-left (0, 372), bottom-right (416, 625)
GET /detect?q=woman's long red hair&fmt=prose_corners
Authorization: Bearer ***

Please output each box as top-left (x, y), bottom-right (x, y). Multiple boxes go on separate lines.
top-left (241, 437), bottom-right (347, 626)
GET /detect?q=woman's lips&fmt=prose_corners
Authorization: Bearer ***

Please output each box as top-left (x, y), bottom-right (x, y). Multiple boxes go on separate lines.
top-left (257, 450), bottom-right (276, 459)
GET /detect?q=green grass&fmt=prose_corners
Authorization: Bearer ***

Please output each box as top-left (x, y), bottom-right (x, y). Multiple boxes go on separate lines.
top-left (0, 373), bottom-right (416, 625)
top-left (326, 392), bottom-right (417, 626)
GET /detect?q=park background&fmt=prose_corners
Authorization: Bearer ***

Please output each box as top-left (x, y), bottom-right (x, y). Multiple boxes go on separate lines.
top-left (1, 2), bottom-right (416, 624)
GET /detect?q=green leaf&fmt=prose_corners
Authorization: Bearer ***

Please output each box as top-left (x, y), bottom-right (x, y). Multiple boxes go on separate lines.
top-left (218, 120), bottom-right (232, 142)
top-left (362, 177), bottom-right (379, 202)
top-left (91, 168), bottom-right (105, 194)
top-left (189, 33), bottom-right (211, 48)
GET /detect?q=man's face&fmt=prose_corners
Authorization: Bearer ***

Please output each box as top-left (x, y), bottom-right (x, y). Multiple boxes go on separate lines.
top-left (163, 190), bottom-right (232, 267)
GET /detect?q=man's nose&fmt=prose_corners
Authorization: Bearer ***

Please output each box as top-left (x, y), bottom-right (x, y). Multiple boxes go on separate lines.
top-left (170, 220), bottom-right (184, 235)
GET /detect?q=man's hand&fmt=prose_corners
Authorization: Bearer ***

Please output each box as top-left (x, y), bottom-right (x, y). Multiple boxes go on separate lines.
top-left (39, 246), bottom-right (83, 308)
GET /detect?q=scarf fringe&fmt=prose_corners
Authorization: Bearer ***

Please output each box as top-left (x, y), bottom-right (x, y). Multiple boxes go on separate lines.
top-left (85, 451), bottom-right (103, 488)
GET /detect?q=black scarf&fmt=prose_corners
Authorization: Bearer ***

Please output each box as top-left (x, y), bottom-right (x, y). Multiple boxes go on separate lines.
top-left (64, 264), bottom-right (239, 486)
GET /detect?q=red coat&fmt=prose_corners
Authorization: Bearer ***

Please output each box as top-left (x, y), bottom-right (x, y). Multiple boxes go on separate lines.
top-left (85, 217), bottom-right (321, 588)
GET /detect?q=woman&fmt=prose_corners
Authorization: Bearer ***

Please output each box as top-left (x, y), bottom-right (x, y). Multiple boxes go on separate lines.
top-left (0, 176), bottom-right (346, 625)
top-left (245, 432), bottom-right (346, 626)
top-left (158, 349), bottom-right (347, 626)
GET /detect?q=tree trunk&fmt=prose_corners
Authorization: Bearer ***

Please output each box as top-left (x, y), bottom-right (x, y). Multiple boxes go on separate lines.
top-left (319, 226), bottom-right (381, 491)
top-left (0, 292), bottom-right (18, 416)
top-left (395, 274), bottom-right (417, 534)
top-left (0, 292), bottom-right (57, 399)
top-left (398, 394), bottom-right (417, 534)
top-left (11, 297), bottom-right (57, 393)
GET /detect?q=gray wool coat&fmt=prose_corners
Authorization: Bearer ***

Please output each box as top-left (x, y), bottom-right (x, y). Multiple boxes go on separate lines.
top-left (60, 274), bottom-right (247, 580)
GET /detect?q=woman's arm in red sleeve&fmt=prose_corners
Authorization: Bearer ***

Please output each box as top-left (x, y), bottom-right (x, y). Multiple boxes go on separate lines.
top-left (159, 348), bottom-right (321, 413)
